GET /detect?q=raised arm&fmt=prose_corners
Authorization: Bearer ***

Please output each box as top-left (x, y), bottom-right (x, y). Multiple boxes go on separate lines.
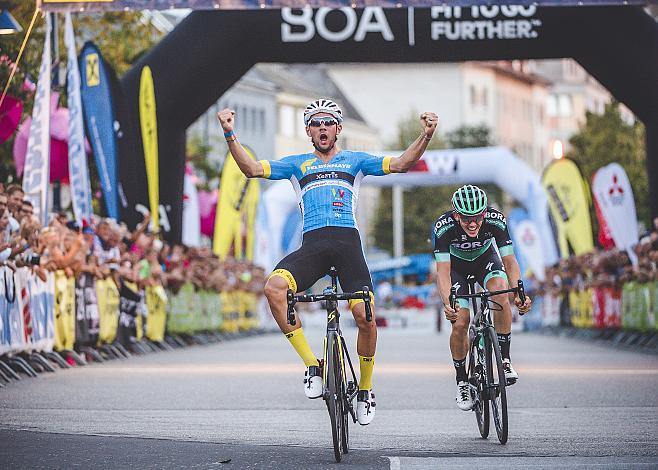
top-left (217, 108), bottom-right (264, 178)
top-left (389, 112), bottom-right (438, 173)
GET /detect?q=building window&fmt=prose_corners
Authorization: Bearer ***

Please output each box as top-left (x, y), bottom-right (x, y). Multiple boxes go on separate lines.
top-left (470, 85), bottom-right (477, 107)
top-left (279, 105), bottom-right (295, 137)
top-left (547, 94), bottom-right (558, 117)
top-left (558, 94), bottom-right (573, 117)
top-left (259, 109), bottom-right (265, 132)
top-left (296, 108), bottom-right (306, 137)
top-left (482, 88), bottom-right (488, 108)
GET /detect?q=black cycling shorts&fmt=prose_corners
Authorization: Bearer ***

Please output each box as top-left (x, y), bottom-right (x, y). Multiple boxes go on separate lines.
top-left (450, 246), bottom-right (507, 308)
top-left (271, 227), bottom-right (372, 294)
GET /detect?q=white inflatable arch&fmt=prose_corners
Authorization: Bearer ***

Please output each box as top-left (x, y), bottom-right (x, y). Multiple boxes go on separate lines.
top-left (365, 147), bottom-right (558, 265)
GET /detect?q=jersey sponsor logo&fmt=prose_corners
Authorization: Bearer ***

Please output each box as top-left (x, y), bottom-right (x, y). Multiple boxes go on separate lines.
top-left (298, 171), bottom-right (356, 190)
top-left (452, 240), bottom-right (485, 250)
top-left (435, 223), bottom-right (452, 238)
top-left (486, 262), bottom-right (494, 270)
top-left (486, 211), bottom-right (507, 224)
top-left (435, 215), bottom-right (454, 229)
top-left (487, 219), bottom-right (506, 230)
top-left (332, 201), bottom-right (344, 207)
top-left (331, 188), bottom-right (345, 199)
top-left (300, 158), bottom-right (317, 173)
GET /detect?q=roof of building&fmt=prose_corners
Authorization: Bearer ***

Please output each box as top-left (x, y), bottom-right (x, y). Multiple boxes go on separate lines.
top-left (253, 63), bottom-right (367, 124)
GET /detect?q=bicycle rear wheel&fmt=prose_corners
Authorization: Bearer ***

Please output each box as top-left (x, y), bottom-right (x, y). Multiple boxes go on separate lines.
top-left (485, 326), bottom-right (508, 444)
top-left (337, 339), bottom-right (349, 454)
top-left (468, 326), bottom-right (489, 439)
top-left (325, 333), bottom-right (343, 462)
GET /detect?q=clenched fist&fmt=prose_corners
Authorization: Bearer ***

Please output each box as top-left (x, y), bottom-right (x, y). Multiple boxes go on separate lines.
top-left (217, 108), bottom-right (235, 133)
top-left (420, 112), bottom-right (438, 138)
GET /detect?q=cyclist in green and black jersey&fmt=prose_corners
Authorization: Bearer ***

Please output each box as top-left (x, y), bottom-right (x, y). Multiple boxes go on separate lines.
top-left (432, 185), bottom-right (531, 411)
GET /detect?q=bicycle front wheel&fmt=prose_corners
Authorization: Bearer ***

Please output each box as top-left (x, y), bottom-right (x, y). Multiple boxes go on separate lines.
top-left (325, 333), bottom-right (343, 462)
top-left (485, 326), bottom-right (508, 444)
top-left (468, 326), bottom-right (489, 439)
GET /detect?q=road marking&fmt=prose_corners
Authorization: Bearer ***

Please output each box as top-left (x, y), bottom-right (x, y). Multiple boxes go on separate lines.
top-left (94, 363), bottom-right (658, 376)
top-left (387, 456), bottom-right (401, 470)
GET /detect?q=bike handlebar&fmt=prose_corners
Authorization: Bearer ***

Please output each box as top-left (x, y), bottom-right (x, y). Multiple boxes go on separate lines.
top-left (286, 287), bottom-right (373, 325)
top-left (449, 280), bottom-right (527, 315)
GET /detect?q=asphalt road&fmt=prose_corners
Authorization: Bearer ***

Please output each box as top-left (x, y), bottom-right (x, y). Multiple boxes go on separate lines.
top-left (1, 316), bottom-right (657, 469)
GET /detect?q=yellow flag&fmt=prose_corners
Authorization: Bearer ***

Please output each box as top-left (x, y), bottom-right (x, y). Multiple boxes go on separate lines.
top-left (139, 66), bottom-right (159, 231)
top-left (213, 147), bottom-right (260, 260)
top-left (542, 158), bottom-right (594, 257)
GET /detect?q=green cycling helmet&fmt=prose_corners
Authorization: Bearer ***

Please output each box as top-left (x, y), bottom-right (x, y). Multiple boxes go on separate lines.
top-left (452, 185), bottom-right (488, 216)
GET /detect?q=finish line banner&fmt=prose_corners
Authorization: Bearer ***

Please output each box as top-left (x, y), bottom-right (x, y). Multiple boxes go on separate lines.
top-left (40, 1), bottom-right (649, 12)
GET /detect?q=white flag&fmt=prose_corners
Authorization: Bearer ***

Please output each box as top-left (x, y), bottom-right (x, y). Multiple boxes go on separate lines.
top-left (181, 168), bottom-right (200, 247)
top-left (65, 12), bottom-right (93, 224)
top-left (23, 14), bottom-right (51, 225)
top-left (592, 162), bottom-right (639, 264)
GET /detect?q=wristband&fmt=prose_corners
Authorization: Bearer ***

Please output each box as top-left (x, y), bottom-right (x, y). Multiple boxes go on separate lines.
top-left (421, 133), bottom-right (432, 142)
top-left (226, 135), bottom-right (237, 143)
top-left (224, 130), bottom-right (234, 138)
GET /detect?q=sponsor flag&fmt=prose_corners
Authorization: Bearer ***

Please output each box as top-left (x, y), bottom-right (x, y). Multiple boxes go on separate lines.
top-left (507, 208), bottom-right (545, 282)
top-left (182, 164), bottom-right (201, 247)
top-left (541, 158), bottom-right (594, 257)
top-left (213, 148), bottom-right (260, 260)
top-left (592, 163), bottom-right (639, 264)
top-left (64, 13), bottom-right (93, 224)
top-left (79, 41), bottom-right (119, 219)
top-left (139, 66), bottom-right (160, 232)
top-left (23, 14), bottom-right (51, 225)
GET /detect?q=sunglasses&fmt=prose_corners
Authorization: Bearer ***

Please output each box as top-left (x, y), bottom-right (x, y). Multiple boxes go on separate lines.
top-left (308, 117), bottom-right (338, 128)
top-left (459, 213), bottom-right (485, 224)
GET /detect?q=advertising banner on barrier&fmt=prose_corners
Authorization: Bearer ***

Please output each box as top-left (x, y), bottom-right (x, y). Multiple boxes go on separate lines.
top-left (592, 287), bottom-right (622, 329)
top-left (592, 163), bottom-right (639, 264)
top-left (542, 158), bottom-right (594, 257)
top-left (64, 13), bottom-right (94, 225)
top-left (22, 14), bottom-right (51, 226)
top-left (79, 41), bottom-right (119, 219)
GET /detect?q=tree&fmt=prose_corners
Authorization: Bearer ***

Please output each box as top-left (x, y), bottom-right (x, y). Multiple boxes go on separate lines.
top-left (0, 4), bottom-right (162, 179)
top-left (567, 102), bottom-right (647, 228)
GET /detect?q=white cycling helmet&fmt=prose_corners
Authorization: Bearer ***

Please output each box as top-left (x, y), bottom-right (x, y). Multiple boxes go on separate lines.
top-left (303, 98), bottom-right (343, 126)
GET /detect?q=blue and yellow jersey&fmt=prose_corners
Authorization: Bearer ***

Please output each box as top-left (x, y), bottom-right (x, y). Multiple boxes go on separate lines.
top-left (258, 151), bottom-right (392, 233)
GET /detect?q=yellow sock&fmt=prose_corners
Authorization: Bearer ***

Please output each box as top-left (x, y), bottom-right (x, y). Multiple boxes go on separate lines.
top-left (285, 328), bottom-right (319, 367)
top-left (358, 355), bottom-right (375, 390)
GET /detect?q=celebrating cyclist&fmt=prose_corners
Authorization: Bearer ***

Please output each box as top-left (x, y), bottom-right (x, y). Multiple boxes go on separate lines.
top-left (218, 99), bottom-right (437, 425)
top-left (432, 185), bottom-right (531, 411)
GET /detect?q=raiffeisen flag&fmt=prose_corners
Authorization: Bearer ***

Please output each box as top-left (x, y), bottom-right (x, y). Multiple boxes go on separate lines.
top-left (79, 41), bottom-right (119, 219)
top-left (541, 158), bottom-right (594, 257)
top-left (64, 13), bottom-right (93, 225)
top-left (592, 162), bottom-right (639, 264)
top-left (23, 14), bottom-right (51, 226)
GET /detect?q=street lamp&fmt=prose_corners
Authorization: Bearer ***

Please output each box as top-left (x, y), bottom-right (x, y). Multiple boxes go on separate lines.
top-left (0, 10), bottom-right (22, 35)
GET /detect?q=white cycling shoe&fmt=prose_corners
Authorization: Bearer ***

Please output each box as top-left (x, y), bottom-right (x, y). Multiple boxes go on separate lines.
top-left (456, 381), bottom-right (473, 411)
top-left (356, 390), bottom-right (376, 425)
top-left (503, 359), bottom-right (519, 382)
top-left (304, 364), bottom-right (323, 399)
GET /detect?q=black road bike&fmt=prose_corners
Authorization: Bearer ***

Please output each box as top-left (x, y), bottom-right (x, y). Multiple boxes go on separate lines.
top-left (286, 267), bottom-right (373, 462)
top-left (449, 278), bottom-right (526, 445)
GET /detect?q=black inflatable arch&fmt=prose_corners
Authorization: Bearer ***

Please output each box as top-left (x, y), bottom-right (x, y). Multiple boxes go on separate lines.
top-left (118, 6), bottom-right (658, 242)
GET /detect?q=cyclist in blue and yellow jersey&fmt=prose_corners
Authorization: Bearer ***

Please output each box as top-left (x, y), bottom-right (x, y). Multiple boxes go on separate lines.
top-left (218, 99), bottom-right (437, 425)
top-left (432, 185), bottom-right (532, 411)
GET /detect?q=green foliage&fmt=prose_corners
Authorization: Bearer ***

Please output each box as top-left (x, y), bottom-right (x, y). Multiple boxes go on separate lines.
top-left (186, 135), bottom-right (219, 191)
top-left (567, 102), bottom-right (647, 228)
top-left (373, 115), bottom-right (495, 255)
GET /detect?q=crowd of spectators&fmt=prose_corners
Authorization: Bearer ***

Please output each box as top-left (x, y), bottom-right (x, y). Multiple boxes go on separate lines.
top-left (0, 182), bottom-right (266, 298)
top-left (536, 217), bottom-right (658, 296)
